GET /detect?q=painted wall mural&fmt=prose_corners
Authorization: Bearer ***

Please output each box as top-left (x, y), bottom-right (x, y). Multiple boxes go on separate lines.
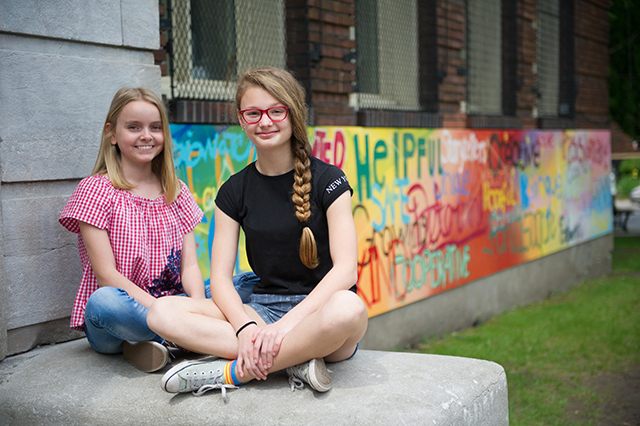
top-left (172, 124), bottom-right (612, 318)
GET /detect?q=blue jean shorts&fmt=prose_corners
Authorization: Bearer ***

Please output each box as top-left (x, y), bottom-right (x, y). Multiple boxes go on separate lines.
top-left (246, 293), bottom-right (308, 325)
top-left (232, 272), bottom-right (307, 324)
top-left (231, 272), bottom-right (360, 359)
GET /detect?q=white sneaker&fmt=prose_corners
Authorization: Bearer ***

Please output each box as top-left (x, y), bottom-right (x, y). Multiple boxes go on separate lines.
top-left (285, 358), bottom-right (332, 393)
top-left (161, 359), bottom-right (237, 402)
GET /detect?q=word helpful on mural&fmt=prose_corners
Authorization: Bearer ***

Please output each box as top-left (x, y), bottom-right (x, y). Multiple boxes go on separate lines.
top-left (171, 124), bottom-right (611, 318)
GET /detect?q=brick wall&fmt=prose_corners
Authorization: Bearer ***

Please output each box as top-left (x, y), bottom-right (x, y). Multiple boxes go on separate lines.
top-left (437, 0), bottom-right (467, 129)
top-left (574, 0), bottom-right (610, 129)
top-left (286, 0), bottom-right (313, 100)
top-left (305, 0), bottom-right (357, 126)
top-left (517, 0), bottom-right (538, 128)
top-left (611, 121), bottom-right (636, 158)
top-left (155, 0), bottom-right (611, 132)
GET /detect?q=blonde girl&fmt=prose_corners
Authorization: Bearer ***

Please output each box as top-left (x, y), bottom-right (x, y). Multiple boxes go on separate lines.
top-left (59, 88), bottom-right (205, 372)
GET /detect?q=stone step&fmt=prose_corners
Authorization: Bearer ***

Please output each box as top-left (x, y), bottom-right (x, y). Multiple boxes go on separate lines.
top-left (0, 338), bottom-right (508, 425)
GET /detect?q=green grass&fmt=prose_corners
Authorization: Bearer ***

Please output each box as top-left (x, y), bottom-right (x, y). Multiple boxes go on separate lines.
top-left (612, 237), bottom-right (640, 273)
top-left (408, 237), bottom-right (640, 425)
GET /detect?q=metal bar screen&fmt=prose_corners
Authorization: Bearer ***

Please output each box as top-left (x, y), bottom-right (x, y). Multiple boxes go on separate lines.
top-left (168, 0), bottom-right (286, 100)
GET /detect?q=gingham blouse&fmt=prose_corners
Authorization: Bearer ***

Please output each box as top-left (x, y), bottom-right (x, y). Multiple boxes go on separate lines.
top-left (59, 174), bottom-right (203, 331)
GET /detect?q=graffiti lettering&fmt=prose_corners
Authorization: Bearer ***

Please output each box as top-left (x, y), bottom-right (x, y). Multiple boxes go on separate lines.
top-left (401, 133), bottom-right (431, 179)
top-left (354, 134), bottom-right (372, 202)
top-left (312, 128), bottom-right (346, 169)
top-left (173, 130), bottom-right (251, 168)
top-left (394, 244), bottom-right (471, 293)
top-left (520, 173), bottom-right (563, 209)
top-left (440, 130), bottom-right (488, 173)
top-left (436, 170), bottom-right (471, 199)
top-left (356, 212), bottom-right (472, 308)
top-left (485, 208), bottom-right (556, 254)
top-left (354, 132), bottom-right (442, 202)
top-left (371, 178), bottom-right (410, 231)
top-left (488, 133), bottom-right (540, 172)
top-left (483, 181), bottom-right (517, 212)
top-left (563, 133), bottom-right (610, 167)
top-left (536, 133), bottom-right (556, 150)
top-left (559, 215), bottom-right (582, 244)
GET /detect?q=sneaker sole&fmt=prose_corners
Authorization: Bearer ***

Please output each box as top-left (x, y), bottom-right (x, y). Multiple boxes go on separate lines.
top-left (122, 341), bottom-right (169, 373)
top-left (308, 358), bottom-right (332, 392)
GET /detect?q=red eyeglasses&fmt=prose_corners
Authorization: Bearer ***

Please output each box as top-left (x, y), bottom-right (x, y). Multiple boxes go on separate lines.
top-left (239, 106), bottom-right (289, 124)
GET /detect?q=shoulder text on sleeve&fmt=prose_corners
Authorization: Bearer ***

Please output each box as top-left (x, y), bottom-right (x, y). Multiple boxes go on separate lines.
top-left (325, 175), bottom-right (349, 194)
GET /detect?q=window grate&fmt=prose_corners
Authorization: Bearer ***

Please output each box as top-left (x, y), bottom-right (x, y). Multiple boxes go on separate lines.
top-left (353, 0), bottom-right (420, 111)
top-left (165, 0), bottom-right (286, 101)
top-left (467, 0), bottom-right (502, 115)
top-left (537, 0), bottom-right (560, 117)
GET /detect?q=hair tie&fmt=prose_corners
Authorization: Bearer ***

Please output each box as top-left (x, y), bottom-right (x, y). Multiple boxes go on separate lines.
top-left (235, 321), bottom-right (257, 337)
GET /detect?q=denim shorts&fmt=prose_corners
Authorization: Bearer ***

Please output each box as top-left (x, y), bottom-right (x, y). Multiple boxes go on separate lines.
top-left (246, 293), bottom-right (308, 325)
top-left (230, 272), bottom-right (360, 359)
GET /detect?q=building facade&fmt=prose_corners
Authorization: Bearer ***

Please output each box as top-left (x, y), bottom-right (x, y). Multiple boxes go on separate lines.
top-left (0, 0), bottom-right (612, 359)
top-left (157, 0), bottom-right (609, 131)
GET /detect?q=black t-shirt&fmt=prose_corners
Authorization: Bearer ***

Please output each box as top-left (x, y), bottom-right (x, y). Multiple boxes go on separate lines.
top-left (215, 156), bottom-right (353, 295)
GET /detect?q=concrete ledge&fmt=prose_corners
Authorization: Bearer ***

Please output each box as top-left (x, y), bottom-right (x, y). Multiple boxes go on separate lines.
top-left (0, 339), bottom-right (508, 425)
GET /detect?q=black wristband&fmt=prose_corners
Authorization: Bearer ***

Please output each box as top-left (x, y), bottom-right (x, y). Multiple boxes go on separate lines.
top-left (235, 321), bottom-right (257, 337)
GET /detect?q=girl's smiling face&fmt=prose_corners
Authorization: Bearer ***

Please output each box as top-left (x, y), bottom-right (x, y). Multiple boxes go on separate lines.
top-left (239, 87), bottom-right (292, 153)
top-left (109, 100), bottom-right (165, 169)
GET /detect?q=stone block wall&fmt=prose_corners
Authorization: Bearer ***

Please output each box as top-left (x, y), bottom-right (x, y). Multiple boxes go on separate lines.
top-left (0, 0), bottom-right (161, 359)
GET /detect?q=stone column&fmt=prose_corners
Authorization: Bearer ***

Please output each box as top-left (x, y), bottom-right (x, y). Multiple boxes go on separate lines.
top-left (0, 0), bottom-right (161, 358)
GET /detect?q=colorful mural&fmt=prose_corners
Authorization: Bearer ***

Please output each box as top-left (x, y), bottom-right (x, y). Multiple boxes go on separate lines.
top-left (172, 124), bottom-right (612, 318)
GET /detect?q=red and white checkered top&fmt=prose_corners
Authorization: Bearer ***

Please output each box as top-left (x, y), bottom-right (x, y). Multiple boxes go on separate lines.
top-left (59, 174), bottom-right (204, 331)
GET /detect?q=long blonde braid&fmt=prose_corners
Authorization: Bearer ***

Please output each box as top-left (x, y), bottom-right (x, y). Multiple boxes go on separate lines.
top-left (236, 67), bottom-right (319, 268)
top-left (292, 139), bottom-right (318, 268)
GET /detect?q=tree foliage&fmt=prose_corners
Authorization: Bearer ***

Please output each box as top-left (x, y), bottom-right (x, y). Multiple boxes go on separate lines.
top-left (609, 0), bottom-right (640, 140)
top-left (617, 158), bottom-right (640, 198)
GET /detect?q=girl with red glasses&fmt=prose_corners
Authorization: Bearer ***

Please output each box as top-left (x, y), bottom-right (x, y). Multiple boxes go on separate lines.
top-left (148, 67), bottom-right (368, 400)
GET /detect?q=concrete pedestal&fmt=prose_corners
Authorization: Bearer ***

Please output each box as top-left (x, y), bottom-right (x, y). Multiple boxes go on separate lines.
top-left (0, 339), bottom-right (508, 425)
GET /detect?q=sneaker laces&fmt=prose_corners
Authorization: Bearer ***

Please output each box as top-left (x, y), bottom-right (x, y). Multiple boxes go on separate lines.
top-left (190, 373), bottom-right (237, 403)
top-left (288, 375), bottom-right (304, 392)
top-left (162, 340), bottom-right (188, 358)
top-left (286, 363), bottom-right (308, 392)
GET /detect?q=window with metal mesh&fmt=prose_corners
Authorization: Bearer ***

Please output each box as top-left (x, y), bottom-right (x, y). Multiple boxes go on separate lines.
top-left (467, 0), bottom-right (502, 115)
top-left (353, 0), bottom-right (420, 111)
top-left (167, 0), bottom-right (286, 101)
top-left (537, 0), bottom-right (560, 117)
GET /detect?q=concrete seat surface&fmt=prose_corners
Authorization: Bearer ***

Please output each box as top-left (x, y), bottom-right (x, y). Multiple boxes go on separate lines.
top-left (0, 338), bottom-right (508, 425)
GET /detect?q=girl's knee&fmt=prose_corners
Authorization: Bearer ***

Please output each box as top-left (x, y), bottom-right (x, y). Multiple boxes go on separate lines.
top-left (323, 291), bottom-right (368, 329)
top-left (85, 287), bottom-right (128, 318)
top-left (338, 290), bottom-right (367, 315)
top-left (147, 296), bottom-right (182, 329)
top-left (147, 297), bottom-right (169, 326)
top-left (346, 293), bottom-right (368, 329)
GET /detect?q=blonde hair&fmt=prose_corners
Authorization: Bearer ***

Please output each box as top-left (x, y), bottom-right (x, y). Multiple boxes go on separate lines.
top-left (236, 67), bottom-right (318, 269)
top-left (92, 87), bottom-right (181, 204)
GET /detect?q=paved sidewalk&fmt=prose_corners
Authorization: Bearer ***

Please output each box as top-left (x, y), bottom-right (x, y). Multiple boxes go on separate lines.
top-left (0, 338), bottom-right (508, 426)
